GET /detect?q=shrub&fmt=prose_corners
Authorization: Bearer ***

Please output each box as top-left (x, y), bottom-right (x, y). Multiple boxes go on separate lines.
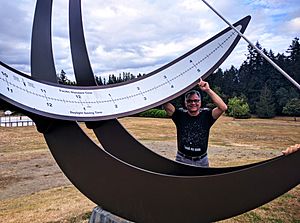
top-left (282, 98), bottom-right (300, 121)
top-left (227, 96), bottom-right (251, 119)
top-left (138, 109), bottom-right (168, 118)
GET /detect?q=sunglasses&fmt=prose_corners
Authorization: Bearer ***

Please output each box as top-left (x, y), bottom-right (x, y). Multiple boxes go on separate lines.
top-left (186, 99), bottom-right (200, 103)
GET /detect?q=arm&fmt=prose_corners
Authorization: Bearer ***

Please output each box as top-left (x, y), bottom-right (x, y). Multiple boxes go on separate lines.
top-left (199, 80), bottom-right (227, 120)
top-left (163, 103), bottom-right (175, 117)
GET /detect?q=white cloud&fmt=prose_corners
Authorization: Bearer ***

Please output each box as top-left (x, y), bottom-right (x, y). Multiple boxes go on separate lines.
top-left (0, 0), bottom-right (299, 79)
top-left (285, 17), bottom-right (300, 34)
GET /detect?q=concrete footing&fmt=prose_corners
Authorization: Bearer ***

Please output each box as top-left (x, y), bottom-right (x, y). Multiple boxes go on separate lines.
top-left (89, 206), bottom-right (134, 223)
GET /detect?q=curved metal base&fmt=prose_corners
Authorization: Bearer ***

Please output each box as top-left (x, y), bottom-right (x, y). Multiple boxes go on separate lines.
top-left (44, 121), bottom-right (300, 223)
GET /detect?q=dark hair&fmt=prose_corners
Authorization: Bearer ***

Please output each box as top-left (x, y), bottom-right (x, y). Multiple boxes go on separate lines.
top-left (185, 90), bottom-right (201, 101)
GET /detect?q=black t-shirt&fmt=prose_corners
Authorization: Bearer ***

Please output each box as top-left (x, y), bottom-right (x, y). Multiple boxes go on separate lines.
top-left (172, 108), bottom-right (216, 157)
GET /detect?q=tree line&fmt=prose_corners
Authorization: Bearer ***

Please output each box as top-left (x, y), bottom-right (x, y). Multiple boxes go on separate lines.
top-left (57, 37), bottom-right (300, 119)
top-left (205, 37), bottom-right (300, 118)
top-left (57, 70), bottom-right (145, 86)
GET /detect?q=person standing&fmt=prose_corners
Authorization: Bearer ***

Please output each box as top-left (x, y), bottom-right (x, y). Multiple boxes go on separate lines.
top-left (163, 79), bottom-right (227, 167)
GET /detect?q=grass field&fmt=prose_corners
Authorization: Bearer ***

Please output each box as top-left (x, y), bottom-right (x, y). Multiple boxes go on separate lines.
top-left (0, 115), bottom-right (299, 222)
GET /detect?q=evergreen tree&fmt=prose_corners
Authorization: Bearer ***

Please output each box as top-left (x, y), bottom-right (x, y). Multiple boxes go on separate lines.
top-left (255, 86), bottom-right (276, 118)
top-left (238, 42), bottom-right (266, 112)
top-left (107, 74), bottom-right (118, 84)
top-left (57, 70), bottom-right (75, 85)
top-left (117, 73), bottom-right (122, 83)
top-left (275, 87), bottom-right (290, 114)
top-left (107, 75), bottom-right (113, 84)
top-left (58, 69), bottom-right (67, 84)
top-left (112, 74), bottom-right (117, 83)
top-left (95, 76), bottom-right (103, 85)
top-left (286, 37), bottom-right (300, 84)
top-left (215, 66), bottom-right (239, 98)
top-left (206, 68), bottom-right (224, 93)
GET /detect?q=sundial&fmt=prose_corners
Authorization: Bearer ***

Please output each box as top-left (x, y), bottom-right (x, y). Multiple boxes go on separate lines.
top-left (0, 1), bottom-right (299, 222)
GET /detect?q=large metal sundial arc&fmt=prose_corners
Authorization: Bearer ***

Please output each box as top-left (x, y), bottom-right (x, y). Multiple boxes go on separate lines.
top-left (0, 0), bottom-right (299, 223)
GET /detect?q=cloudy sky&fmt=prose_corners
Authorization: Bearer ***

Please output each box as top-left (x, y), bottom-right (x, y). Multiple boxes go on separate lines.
top-left (0, 0), bottom-right (299, 80)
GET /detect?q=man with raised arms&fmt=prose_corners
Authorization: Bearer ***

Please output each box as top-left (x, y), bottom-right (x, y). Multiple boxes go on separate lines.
top-left (163, 79), bottom-right (227, 167)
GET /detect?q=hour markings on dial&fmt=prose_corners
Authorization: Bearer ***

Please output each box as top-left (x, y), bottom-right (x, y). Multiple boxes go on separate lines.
top-left (163, 75), bottom-right (174, 88)
top-left (137, 87), bottom-right (147, 100)
top-left (108, 93), bottom-right (118, 108)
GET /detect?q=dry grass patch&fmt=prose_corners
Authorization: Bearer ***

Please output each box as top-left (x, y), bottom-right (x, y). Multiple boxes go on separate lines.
top-left (0, 186), bottom-right (94, 223)
top-left (0, 116), bottom-right (299, 222)
top-left (210, 116), bottom-right (300, 150)
top-left (0, 126), bottom-right (46, 153)
top-left (119, 117), bottom-right (176, 141)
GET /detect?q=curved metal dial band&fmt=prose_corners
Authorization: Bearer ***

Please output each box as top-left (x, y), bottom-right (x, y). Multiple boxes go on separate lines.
top-left (0, 16), bottom-right (249, 121)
